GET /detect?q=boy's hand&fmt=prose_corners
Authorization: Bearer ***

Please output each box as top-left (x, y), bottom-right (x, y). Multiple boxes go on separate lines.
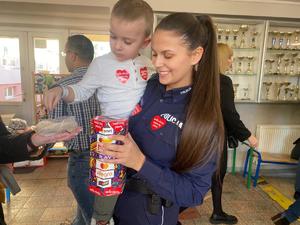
top-left (44, 87), bottom-right (63, 111)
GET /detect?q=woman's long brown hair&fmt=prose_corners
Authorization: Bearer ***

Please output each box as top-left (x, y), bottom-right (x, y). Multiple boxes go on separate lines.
top-left (155, 13), bottom-right (224, 172)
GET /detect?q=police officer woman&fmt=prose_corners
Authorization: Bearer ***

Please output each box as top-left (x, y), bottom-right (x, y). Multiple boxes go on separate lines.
top-left (98, 13), bottom-right (224, 225)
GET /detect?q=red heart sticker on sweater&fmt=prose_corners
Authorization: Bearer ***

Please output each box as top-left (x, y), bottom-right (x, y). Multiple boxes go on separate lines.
top-left (150, 115), bottom-right (166, 131)
top-left (131, 104), bottom-right (142, 116)
top-left (140, 67), bottom-right (148, 80)
top-left (116, 69), bottom-right (130, 84)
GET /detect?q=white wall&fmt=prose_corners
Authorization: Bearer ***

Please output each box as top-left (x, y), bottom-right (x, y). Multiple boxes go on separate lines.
top-left (149, 0), bottom-right (300, 19)
top-left (3, 0), bottom-right (300, 19)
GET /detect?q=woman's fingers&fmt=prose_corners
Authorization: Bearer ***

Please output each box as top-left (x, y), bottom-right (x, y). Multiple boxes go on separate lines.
top-left (95, 132), bottom-right (145, 170)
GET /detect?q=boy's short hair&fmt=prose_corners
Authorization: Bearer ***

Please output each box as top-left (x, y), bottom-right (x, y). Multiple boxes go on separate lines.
top-left (112, 0), bottom-right (154, 37)
top-left (66, 35), bottom-right (94, 63)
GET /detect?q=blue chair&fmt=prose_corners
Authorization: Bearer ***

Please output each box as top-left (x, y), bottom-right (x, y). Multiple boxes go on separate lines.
top-left (243, 148), bottom-right (298, 187)
top-left (5, 188), bottom-right (10, 203)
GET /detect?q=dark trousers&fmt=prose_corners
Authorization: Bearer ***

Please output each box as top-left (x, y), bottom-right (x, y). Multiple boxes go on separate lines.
top-left (296, 159), bottom-right (300, 192)
top-left (284, 160), bottom-right (300, 222)
top-left (211, 145), bottom-right (228, 215)
top-left (0, 204), bottom-right (6, 225)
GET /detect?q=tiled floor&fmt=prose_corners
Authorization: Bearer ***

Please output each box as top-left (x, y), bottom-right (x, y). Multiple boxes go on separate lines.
top-left (2, 158), bottom-right (299, 225)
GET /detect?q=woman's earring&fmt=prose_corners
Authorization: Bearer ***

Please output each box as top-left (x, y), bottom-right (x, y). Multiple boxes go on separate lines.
top-left (194, 64), bottom-right (198, 72)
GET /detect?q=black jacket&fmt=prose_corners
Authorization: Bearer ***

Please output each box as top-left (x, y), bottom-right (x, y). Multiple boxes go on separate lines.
top-left (0, 117), bottom-right (31, 164)
top-left (220, 74), bottom-right (251, 141)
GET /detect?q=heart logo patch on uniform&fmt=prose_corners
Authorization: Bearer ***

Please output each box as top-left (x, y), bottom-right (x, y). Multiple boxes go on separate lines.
top-left (116, 69), bottom-right (130, 84)
top-left (131, 104), bottom-right (142, 116)
top-left (140, 67), bottom-right (148, 80)
top-left (150, 115), bottom-right (166, 131)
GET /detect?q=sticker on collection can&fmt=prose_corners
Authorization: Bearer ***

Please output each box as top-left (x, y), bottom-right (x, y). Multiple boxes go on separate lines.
top-left (88, 116), bottom-right (128, 197)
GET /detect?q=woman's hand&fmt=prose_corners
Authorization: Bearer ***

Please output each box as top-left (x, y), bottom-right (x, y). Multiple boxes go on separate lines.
top-left (31, 127), bottom-right (82, 147)
top-left (98, 133), bottom-right (146, 171)
top-left (248, 134), bottom-right (258, 148)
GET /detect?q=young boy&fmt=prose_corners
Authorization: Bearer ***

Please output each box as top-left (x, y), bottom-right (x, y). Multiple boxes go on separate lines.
top-left (44, 0), bottom-right (154, 224)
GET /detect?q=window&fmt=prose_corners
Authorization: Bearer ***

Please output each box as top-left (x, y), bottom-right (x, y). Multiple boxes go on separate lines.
top-left (0, 36), bottom-right (22, 102)
top-left (4, 86), bottom-right (14, 99)
top-left (34, 38), bottom-right (60, 73)
top-left (82, 34), bottom-right (110, 57)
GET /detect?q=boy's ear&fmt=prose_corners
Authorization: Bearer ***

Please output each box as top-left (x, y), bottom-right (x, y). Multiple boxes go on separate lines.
top-left (141, 36), bottom-right (151, 49)
top-left (191, 46), bottom-right (204, 65)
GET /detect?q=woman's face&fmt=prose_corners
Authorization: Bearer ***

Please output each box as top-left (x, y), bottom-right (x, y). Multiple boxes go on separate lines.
top-left (226, 55), bottom-right (233, 71)
top-left (151, 29), bottom-right (202, 90)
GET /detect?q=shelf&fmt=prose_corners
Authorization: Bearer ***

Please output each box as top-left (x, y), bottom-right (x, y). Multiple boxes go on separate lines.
top-left (228, 73), bottom-right (257, 76)
top-left (232, 48), bottom-right (260, 51)
top-left (267, 48), bottom-right (300, 53)
top-left (47, 153), bottom-right (69, 158)
top-left (235, 99), bottom-right (256, 103)
top-left (263, 73), bottom-right (300, 77)
top-left (259, 100), bottom-right (300, 103)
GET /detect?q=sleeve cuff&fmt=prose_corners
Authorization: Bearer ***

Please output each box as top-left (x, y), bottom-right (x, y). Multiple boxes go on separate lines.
top-left (68, 85), bottom-right (79, 102)
top-left (136, 158), bottom-right (162, 184)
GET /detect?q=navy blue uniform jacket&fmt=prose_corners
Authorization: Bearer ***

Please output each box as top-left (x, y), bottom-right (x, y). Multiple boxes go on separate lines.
top-left (114, 75), bottom-right (217, 225)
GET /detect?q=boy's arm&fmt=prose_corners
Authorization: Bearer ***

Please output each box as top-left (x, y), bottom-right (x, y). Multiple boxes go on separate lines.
top-left (69, 60), bottom-right (102, 102)
top-left (44, 86), bottom-right (75, 112)
top-left (44, 59), bottom-right (101, 111)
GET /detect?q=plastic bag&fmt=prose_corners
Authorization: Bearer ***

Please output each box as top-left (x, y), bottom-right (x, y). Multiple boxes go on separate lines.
top-left (35, 116), bottom-right (79, 136)
top-left (7, 118), bottom-right (28, 134)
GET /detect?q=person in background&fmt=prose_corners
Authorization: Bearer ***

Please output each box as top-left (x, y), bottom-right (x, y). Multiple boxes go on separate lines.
top-left (44, 0), bottom-right (154, 224)
top-left (48, 35), bottom-right (101, 225)
top-left (0, 116), bottom-right (81, 225)
top-left (97, 12), bottom-right (224, 225)
top-left (271, 142), bottom-right (300, 225)
top-left (208, 43), bottom-right (258, 224)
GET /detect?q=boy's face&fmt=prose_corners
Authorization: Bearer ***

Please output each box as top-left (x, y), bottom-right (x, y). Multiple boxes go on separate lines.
top-left (110, 16), bottom-right (150, 61)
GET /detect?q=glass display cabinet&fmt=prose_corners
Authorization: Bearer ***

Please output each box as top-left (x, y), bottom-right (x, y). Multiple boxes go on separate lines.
top-left (214, 17), bottom-right (266, 102)
top-left (155, 13), bottom-right (300, 104)
top-left (259, 20), bottom-right (300, 103)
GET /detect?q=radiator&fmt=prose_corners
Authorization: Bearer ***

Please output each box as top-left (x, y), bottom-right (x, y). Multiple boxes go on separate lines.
top-left (256, 125), bottom-right (300, 154)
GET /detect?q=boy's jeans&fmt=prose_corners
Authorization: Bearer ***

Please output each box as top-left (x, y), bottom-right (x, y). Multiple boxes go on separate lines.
top-left (67, 150), bottom-right (94, 225)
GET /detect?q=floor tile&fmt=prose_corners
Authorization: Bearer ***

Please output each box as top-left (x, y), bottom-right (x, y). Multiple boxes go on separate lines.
top-left (2, 158), bottom-right (300, 225)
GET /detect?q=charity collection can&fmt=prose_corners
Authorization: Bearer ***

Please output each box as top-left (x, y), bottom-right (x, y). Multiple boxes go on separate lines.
top-left (89, 116), bottom-right (128, 196)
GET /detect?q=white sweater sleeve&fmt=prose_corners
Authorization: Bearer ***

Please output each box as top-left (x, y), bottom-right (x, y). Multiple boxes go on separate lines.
top-left (69, 59), bottom-right (101, 102)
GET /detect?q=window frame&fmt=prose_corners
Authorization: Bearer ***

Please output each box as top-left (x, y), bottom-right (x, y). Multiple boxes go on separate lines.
top-left (0, 29), bottom-right (27, 106)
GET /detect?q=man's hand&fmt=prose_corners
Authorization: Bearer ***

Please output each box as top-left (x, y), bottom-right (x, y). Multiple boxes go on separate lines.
top-left (43, 87), bottom-right (63, 111)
